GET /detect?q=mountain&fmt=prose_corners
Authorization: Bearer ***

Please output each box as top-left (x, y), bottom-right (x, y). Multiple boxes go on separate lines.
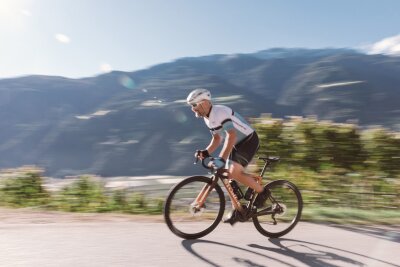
top-left (1, 48), bottom-right (399, 177)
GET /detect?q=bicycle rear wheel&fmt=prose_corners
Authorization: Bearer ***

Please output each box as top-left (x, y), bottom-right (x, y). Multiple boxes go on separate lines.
top-left (163, 176), bottom-right (225, 239)
top-left (253, 180), bottom-right (302, 238)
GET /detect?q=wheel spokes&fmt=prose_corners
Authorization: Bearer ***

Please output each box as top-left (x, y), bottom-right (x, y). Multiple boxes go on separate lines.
top-left (254, 181), bottom-right (302, 235)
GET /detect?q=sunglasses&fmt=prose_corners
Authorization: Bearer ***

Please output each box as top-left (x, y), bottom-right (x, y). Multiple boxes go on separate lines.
top-left (190, 101), bottom-right (203, 107)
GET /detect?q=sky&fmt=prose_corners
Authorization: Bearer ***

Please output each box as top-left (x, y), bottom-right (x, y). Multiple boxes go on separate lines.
top-left (1, 0), bottom-right (400, 79)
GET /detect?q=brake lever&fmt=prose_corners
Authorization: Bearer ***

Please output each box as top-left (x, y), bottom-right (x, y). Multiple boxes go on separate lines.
top-left (194, 150), bottom-right (200, 164)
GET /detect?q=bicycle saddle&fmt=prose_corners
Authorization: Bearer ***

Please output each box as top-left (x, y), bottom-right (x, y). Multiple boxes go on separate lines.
top-left (258, 156), bottom-right (280, 162)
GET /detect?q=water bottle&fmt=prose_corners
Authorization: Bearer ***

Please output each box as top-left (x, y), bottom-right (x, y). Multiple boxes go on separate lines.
top-left (244, 187), bottom-right (254, 200)
top-left (229, 180), bottom-right (244, 200)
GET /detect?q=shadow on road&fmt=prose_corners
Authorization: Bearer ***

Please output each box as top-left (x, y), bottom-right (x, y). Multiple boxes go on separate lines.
top-left (182, 239), bottom-right (295, 267)
top-left (182, 238), bottom-right (399, 267)
top-left (250, 238), bottom-right (400, 267)
top-left (329, 224), bottom-right (400, 244)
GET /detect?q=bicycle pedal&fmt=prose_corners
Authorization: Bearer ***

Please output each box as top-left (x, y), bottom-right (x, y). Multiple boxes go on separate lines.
top-left (223, 210), bottom-right (239, 225)
top-left (223, 216), bottom-right (238, 226)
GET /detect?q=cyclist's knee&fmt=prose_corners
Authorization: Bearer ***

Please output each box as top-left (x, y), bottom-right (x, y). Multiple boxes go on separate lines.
top-left (229, 162), bottom-right (245, 177)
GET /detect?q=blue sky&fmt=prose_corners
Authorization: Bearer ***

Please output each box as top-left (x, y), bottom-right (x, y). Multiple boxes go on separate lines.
top-left (1, 0), bottom-right (400, 79)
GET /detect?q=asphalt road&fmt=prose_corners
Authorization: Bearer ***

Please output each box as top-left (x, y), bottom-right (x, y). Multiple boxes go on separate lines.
top-left (0, 218), bottom-right (399, 267)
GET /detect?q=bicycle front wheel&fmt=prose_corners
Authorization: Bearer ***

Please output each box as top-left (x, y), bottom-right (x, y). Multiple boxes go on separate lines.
top-left (253, 180), bottom-right (302, 238)
top-left (163, 176), bottom-right (225, 239)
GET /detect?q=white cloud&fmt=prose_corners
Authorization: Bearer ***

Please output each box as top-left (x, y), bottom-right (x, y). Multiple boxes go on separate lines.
top-left (367, 34), bottom-right (400, 56)
top-left (75, 116), bottom-right (91, 120)
top-left (100, 63), bottom-right (112, 73)
top-left (317, 81), bottom-right (365, 88)
top-left (91, 110), bottom-right (113, 116)
top-left (54, 33), bottom-right (70, 44)
top-left (75, 110), bottom-right (114, 120)
top-left (141, 100), bottom-right (166, 107)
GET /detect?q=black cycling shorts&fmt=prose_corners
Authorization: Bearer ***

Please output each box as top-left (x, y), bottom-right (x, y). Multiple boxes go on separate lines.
top-left (230, 131), bottom-right (260, 167)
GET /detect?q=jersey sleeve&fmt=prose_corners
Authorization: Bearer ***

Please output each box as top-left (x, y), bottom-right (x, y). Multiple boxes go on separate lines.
top-left (219, 107), bottom-right (234, 132)
top-left (221, 119), bottom-right (234, 131)
top-left (207, 105), bottom-right (234, 135)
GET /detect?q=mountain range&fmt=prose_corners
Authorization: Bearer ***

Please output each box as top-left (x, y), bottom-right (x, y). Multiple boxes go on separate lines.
top-left (1, 48), bottom-right (399, 177)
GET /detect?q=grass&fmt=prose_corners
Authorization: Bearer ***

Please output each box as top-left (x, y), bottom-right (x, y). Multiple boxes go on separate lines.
top-left (301, 206), bottom-right (400, 225)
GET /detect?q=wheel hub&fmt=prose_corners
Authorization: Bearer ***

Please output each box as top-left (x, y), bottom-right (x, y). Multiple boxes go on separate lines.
top-left (189, 203), bottom-right (205, 216)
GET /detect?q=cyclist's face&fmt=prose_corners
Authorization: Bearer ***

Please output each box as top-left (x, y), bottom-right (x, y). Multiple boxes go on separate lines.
top-left (191, 100), bottom-right (210, 117)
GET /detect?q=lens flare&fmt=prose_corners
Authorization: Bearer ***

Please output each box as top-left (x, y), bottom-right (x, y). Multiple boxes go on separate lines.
top-left (174, 110), bottom-right (187, 123)
top-left (119, 75), bottom-right (135, 89)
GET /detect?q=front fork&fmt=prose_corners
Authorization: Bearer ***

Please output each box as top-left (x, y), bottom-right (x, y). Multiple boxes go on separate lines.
top-left (192, 175), bottom-right (219, 211)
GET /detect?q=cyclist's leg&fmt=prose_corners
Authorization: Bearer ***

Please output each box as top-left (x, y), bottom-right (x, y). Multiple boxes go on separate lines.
top-left (232, 163), bottom-right (270, 208)
top-left (228, 132), bottom-right (263, 193)
top-left (224, 132), bottom-right (266, 224)
top-left (224, 163), bottom-right (262, 225)
top-left (229, 162), bottom-right (263, 193)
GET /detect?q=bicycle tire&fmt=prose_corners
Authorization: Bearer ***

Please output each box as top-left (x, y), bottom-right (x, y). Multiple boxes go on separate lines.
top-left (253, 180), bottom-right (303, 238)
top-left (163, 176), bottom-right (225, 239)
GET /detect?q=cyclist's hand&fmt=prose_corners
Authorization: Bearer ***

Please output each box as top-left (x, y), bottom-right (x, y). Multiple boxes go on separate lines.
top-left (208, 157), bottom-right (226, 170)
top-left (195, 149), bottom-right (210, 160)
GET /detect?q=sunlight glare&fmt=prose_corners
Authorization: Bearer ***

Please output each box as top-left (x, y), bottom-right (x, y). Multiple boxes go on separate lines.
top-left (100, 63), bottom-right (112, 73)
top-left (55, 34), bottom-right (71, 44)
top-left (0, 0), bottom-right (32, 30)
top-left (20, 9), bottom-right (31, 16)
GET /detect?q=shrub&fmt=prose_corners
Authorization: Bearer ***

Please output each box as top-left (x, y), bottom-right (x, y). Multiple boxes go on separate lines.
top-left (0, 172), bottom-right (50, 207)
top-left (53, 176), bottom-right (108, 212)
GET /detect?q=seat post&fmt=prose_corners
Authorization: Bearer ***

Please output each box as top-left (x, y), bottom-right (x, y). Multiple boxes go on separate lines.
top-left (258, 156), bottom-right (280, 177)
top-left (259, 160), bottom-right (270, 177)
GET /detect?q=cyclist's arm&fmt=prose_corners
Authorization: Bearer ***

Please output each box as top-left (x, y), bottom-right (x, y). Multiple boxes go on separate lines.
top-left (206, 133), bottom-right (222, 155)
top-left (219, 129), bottom-right (236, 161)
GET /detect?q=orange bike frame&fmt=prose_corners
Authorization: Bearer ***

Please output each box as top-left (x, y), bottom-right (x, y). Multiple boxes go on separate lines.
top-left (194, 157), bottom-right (272, 216)
top-left (194, 170), bottom-right (244, 213)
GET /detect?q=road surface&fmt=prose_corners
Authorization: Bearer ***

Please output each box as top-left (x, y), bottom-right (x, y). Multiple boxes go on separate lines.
top-left (0, 209), bottom-right (399, 267)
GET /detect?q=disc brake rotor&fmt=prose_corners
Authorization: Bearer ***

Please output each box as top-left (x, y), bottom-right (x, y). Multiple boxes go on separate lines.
top-left (272, 203), bottom-right (287, 217)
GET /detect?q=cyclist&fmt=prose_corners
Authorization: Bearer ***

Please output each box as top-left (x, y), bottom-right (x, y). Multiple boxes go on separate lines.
top-left (187, 88), bottom-right (270, 224)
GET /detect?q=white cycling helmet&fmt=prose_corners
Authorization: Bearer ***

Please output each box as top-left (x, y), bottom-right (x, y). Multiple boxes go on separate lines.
top-left (186, 88), bottom-right (211, 105)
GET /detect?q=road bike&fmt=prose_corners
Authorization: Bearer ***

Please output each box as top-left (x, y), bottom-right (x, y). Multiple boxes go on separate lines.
top-left (163, 156), bottom-right (303, 239)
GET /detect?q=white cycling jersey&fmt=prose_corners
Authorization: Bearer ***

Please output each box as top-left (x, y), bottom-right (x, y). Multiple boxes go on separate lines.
top-left (203, 105), bottom-right (254, 144)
